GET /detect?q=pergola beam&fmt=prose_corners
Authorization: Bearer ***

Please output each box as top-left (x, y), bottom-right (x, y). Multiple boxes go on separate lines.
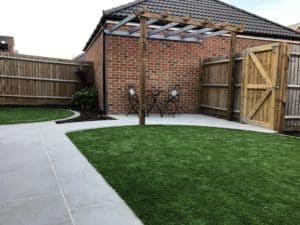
top-left (128, 19), bottom-right (159, 34)
top-left (135, 11), bottom-right (244, 32)
top-left (157, 34), bottom-right (200, 42)
top-left (109, 14), bottom-right (136, 32)
top-left (148, 22), bottom-right (179, 36)
top-left (165, 25), bottom-right (197, 37)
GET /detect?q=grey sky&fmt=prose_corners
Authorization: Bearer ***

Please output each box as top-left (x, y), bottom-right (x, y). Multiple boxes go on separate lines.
top-left (1, 0), bottom-right (299, 59)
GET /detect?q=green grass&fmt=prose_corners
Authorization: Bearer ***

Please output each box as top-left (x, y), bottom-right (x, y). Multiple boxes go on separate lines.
top-left (0, 106), bottom-right (74, 124)
top-left (68, 126), bottom-right (300, 225)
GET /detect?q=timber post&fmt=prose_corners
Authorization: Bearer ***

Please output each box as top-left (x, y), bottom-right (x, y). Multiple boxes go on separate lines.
top-left (139, 14), bottom-right (147, 125)
top-left (277, 43), bottom-right (290, 133)
top-left (227, 31), bottom-right (237, 120)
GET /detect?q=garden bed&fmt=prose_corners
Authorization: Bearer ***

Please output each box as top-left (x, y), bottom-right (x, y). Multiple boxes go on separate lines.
top-left (56, 110), bottom-right (114, 124)
top-left (284, 131), bottom-right (300, 137)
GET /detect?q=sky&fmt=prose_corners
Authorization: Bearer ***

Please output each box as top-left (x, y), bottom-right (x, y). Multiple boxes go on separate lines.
top-left (0, 0), bottom-right (299, 59)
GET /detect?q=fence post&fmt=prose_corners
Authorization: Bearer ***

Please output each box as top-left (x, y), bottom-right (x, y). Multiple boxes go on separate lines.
top-left (199, 59), bottom-right (204, 113)
top-left (227, 32), bottom-right (237, 120)
top-left (240, 50), bottom-right (247, 123)
top-left (276, 43), bottom-right (290, 133)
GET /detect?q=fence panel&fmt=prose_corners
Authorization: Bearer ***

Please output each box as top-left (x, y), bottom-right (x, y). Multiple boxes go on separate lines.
top-left (200, 55), bottom-right (243, 120)
top-left (201, 43), bottom-right (300, 132)
top-left (285, 45), bottom-right (300, 131)
top-left (0, 53), bottom-right (93, 105)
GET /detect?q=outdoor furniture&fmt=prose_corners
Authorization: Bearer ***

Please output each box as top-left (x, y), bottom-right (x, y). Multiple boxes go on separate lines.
top-left (147, 89), bottom-right (164, 117)
top-left (164, 85), bottom-right (181, 115)
top-left (127, 85), bottom-right (139, 115)
top-left (126, 85), bottom-right (181, 117)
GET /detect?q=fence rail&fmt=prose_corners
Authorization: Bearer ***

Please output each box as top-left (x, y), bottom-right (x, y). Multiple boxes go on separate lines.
top-left (0, 53), bottom-right (93, 105)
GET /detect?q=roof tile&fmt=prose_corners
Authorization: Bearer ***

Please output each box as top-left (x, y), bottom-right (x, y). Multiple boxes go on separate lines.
top-left (84, 0), bottom-right (300, 50)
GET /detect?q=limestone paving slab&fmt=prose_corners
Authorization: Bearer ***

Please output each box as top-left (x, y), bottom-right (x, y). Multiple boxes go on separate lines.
top-left (0, 194), bottom-right (73, 225)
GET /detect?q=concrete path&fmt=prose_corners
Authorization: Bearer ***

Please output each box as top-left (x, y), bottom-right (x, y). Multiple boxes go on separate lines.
top-left (0, 114), bottom-right (275, 225)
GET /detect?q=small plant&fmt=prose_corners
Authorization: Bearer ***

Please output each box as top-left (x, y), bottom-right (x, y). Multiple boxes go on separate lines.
top-left (75, 67), bottom-right (89, 89)
top-left (72, 87), bottom-right (98, 111)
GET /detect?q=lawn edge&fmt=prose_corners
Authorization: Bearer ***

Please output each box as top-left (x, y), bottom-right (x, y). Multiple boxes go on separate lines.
top-left (0, 108), bottom-right (76, 125)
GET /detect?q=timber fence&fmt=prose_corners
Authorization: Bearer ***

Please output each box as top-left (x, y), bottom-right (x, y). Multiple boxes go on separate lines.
top-left (0, 53), bottom-right (93, 105)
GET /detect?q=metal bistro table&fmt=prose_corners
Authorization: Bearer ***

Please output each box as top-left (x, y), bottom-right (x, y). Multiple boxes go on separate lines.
top-left (147, 89), bottom-right (164, 117)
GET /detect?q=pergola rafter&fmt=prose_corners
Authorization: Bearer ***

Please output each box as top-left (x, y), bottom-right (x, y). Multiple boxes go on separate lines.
top-left (105, 6), bottom-right (244, 125)
top-left (198, 30), bottom-right (230, 40)
top-left (104, 30), bottom-right (201, 43)
top-left (148, 22), bottom-right (179, 36)
top-left (165, 25), bottom-right (197, 38)
top-left (183, 28), bottom-right (214, 38)
top-left (109, 14), bottom-right (137, 32)
top-left (128, 19), bottom-right (158, 34)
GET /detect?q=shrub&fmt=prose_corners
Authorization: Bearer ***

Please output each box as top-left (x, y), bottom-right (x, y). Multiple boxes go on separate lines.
top-left (72, 87), bottom-right (98, 111)
top-left (75, 67), bottom-right (89, 89)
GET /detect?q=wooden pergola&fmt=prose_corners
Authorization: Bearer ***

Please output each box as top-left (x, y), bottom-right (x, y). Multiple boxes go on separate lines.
top-left (105, 6), bottom-right (244, 125)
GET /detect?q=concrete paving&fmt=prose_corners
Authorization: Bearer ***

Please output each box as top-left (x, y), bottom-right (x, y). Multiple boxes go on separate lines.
top-left (0, 114), bottom-right (275, 225)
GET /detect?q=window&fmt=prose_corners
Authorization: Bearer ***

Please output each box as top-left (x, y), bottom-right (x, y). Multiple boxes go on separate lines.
top-left (0, 40), bottom-right (9, 50)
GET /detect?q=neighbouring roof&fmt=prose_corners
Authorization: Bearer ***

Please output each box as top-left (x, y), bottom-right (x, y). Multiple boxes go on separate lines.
top-left (289, 23), bottom-right (300, 31)
top-left (84, 0), bottom-right (300, 50)
top-left (73, 53), bottom-right (86, 61)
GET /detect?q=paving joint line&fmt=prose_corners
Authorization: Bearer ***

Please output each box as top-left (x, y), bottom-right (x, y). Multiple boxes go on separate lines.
top-left (70, 202), bottom-right (110, 212)
top-left (0, 192), bottom-right (61, 205)
top-left (38, 125), bottom-right (76, 225)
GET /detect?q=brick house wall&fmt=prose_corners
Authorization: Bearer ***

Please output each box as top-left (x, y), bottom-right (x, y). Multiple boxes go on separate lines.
top-left (85, 32), bottom-right (105, 110)
top-left (86, 31), bottom-right (274, 114)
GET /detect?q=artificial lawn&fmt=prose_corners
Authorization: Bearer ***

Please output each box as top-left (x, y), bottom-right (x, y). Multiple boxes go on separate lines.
top-left (68, 126), bottom-right (300, 225)
top-left (0, 106), bottom-right (74, 124)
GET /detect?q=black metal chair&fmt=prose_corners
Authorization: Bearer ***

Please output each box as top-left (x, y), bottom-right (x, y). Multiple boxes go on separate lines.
top-left (127, 85), bottom-right (139, 116)
top-left (164, 85), bottom-right (181, 115)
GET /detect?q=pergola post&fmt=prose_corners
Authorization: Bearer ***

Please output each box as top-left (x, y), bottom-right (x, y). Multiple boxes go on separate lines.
top-left (227, 31), bottom-right (237, 120)
top-left (139, 16), bottom-right (147, 125)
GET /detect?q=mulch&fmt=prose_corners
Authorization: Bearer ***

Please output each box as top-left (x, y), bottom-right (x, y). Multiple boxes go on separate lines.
top-left (56, 110), bottom-right (115, 124)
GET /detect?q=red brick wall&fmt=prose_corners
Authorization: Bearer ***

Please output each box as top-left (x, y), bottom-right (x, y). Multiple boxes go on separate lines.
top-left (85, 32), bottom-right (105, 111)
top-left (104, 34), bottom-right (273, 114)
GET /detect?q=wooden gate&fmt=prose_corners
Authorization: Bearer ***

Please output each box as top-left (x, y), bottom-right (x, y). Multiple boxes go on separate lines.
top-left (241, 43), bottom-right (287, 129)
